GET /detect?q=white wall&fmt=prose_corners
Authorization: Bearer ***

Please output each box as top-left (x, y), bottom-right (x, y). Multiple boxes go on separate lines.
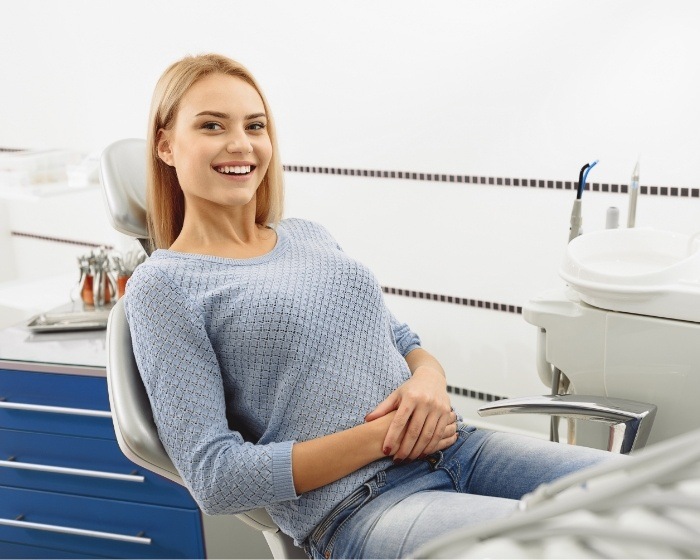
top-left (1, 0), bottom-right (700, 434)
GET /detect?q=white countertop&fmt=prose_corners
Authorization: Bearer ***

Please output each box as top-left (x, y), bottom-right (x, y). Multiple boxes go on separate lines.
top-left (0, 275), bottom-right (108, 374)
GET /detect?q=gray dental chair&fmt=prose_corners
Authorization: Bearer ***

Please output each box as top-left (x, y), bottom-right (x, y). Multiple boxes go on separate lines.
top-left (100, 138), bottom-right (305, 560)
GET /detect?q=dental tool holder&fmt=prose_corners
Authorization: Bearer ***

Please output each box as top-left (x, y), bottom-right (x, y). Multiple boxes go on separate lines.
top-left (78, 249), bottom-right (114, 308)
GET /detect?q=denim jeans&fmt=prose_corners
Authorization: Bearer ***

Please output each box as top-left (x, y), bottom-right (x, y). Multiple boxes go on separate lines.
top-left (303, 424), bottom-right (618, 559)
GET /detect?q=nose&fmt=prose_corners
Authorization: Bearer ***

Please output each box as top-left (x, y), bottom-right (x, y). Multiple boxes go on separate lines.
top-left (226, 129), bottom-right (253, 154)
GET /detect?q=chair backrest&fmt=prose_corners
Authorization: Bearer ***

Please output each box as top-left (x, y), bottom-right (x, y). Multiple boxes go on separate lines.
top-left (105, 298), bottom-right (182, 482)
top-left (100, 140), bottom-right (303, 558)
top-left (100, 138), bottom-right (149, 240)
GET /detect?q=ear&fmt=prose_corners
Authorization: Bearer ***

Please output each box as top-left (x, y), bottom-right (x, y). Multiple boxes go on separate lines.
top-left (156, 129), bottom-right (175, 167)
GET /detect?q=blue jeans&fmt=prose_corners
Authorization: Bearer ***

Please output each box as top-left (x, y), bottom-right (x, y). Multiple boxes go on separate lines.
top-left (303, 424), bottom-right (618, 559)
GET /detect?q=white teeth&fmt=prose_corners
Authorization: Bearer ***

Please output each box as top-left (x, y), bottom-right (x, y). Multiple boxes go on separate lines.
top-left (217, 165), bottom-right (252, 175)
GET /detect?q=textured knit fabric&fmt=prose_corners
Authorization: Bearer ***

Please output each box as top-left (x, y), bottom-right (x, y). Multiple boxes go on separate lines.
top-left (124, 218), bottom-right (422, 544)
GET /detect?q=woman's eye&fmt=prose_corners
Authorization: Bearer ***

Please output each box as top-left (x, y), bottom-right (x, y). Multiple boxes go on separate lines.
top-left (247, 122), bottom-right (267, 131)
top-left (202, 122), bottom-right (223, 131)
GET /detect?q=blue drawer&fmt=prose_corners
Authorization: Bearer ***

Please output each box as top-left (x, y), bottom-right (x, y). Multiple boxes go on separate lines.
top-left (0, 539), bottom-right (104, 559)
top-left (0, 485), bottom-right (205, 559)
top-left (0, 370), bottom-right (114, 439)
top-left (0, 428), bottom-right (196, 509)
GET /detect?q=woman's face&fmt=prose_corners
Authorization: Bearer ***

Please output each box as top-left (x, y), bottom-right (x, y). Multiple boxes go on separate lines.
top-left (157, 73), bottom-right (272, 212)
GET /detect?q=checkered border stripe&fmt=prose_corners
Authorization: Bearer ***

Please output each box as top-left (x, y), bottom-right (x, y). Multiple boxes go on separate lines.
top-left (382, 286), bottom-right (522, 315)
top-left (446, 384), bottom-right (508, 402)
top-left (283, 165), bottom-right (700, 198)
top-left (10, 231), bottom-right (114, 250)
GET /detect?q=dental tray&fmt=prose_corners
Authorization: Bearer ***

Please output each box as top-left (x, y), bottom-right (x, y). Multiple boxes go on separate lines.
top-left (560, 228), bottom-right (700, 323)
top-left (26, 303), bottom-right (113, 333)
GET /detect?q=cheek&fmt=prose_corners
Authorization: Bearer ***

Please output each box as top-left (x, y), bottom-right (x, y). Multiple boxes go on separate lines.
top-left (258, 138), bottom-right (273, 167)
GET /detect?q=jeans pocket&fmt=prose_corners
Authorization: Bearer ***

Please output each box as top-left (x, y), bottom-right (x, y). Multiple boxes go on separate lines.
top-left (308, 484), bottom-right (370, 558)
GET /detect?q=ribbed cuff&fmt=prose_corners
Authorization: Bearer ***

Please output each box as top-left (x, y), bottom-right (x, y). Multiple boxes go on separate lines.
top-left (271, 440), bottom-right (299, 502)
top-left (401, 341), bottom-right (422, 357)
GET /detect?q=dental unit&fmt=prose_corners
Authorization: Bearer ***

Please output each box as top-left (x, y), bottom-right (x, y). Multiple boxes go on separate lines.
top-left (480, 160), bottom-right (700, 452)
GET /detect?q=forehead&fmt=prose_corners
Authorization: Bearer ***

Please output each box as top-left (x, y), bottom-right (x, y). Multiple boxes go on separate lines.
top-left (179, 73), bottom-right (265, 116)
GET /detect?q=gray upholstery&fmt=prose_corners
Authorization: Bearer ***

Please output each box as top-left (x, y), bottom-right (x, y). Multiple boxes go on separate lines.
top-left (100, 138), bottom-right (149, 239)
top-left (100, 139), bottom-right (305, 559)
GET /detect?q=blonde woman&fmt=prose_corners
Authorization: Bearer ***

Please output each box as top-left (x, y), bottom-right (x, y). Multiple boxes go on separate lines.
top-left (125, 53), bottom-right (615, 559)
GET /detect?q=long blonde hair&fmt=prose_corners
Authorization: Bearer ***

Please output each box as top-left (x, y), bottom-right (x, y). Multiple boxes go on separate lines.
top-left (146, 54), bottom-right (284, 249)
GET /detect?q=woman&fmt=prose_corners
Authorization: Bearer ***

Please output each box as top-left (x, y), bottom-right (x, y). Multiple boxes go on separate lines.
top-left (125, 53), bottom-right (614, 559)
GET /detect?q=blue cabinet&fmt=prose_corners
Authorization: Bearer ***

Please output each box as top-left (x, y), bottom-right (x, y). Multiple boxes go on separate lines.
top-left (0, 366), bottom-right (206, 558)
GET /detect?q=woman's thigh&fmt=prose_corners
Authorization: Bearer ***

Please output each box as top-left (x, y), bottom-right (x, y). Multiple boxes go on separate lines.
top-left (349, 490), bottom-right (518, 559)
top-left (454, 428), bottom-right (623, 499)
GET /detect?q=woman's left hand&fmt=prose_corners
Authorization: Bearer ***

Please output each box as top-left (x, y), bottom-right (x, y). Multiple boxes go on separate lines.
top-left (364, 365), bottom-right (455, 461)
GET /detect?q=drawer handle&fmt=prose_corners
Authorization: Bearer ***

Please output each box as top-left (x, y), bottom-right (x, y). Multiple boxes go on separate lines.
top-left (0, 515), bottom-right (152, 544)
top-left (0, 400), bottom-right (111, 418)
top-left (0, 459), bottom-right (145, 482)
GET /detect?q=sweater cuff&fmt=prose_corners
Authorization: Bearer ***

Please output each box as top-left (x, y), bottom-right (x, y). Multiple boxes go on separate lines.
top-left (272, 440), bottom-right (299, 503)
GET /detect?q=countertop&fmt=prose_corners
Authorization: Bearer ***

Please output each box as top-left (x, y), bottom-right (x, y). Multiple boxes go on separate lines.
top-left (0, 300), bottom-right (107, 376)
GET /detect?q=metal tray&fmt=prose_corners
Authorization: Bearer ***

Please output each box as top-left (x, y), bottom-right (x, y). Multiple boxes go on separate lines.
top-left (26, 308), bottom-right (112, 333)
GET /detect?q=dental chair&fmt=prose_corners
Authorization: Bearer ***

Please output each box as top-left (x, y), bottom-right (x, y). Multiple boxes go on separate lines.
top-left (100, 138), bottom-right (305, 560)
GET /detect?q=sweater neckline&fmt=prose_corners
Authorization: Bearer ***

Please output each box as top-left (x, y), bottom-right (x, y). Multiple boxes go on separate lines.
top-left (152, 222), bottom-right (289, 265)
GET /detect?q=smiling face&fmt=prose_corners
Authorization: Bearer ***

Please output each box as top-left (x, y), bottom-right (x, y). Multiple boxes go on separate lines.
top-left (157, 73), bottom-right (273, 213)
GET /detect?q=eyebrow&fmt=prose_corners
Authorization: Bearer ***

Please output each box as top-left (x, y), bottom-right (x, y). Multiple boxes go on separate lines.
top-left (194, 111), bottom-right (267, 120)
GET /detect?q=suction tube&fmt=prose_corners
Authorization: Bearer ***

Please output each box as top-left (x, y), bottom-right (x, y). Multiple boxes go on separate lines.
top-left (569, 160), bottom-right (598, 242)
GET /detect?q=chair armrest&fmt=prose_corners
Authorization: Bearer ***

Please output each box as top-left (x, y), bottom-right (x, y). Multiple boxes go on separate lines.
top-left (478, 394), bottom-right (656, 454)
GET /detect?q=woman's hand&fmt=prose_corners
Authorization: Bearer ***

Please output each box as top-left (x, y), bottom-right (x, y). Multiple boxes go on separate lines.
top-left (365, 365), bottom-right (457, 461)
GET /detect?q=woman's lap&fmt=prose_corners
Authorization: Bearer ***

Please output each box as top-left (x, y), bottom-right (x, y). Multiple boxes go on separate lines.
top-left (306, 425), bottom-right (620, 559)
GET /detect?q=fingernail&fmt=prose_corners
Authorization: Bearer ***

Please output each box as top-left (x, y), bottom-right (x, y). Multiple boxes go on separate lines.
top-left (383, 447), bottom-right (391, 456)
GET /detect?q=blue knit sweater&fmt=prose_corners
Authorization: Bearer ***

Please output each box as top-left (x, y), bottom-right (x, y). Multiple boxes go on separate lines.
top-left (124, 218), bottom-right (421, 544)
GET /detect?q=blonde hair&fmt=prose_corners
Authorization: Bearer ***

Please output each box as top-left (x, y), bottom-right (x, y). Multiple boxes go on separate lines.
top-left (146, 54), bottom-right (284, 249)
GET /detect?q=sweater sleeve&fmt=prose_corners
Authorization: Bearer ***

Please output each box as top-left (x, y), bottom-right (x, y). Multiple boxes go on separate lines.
top-left (388, 309), bottom-right (422, 357)
top-left (124, 265), bottom-right (299, 515)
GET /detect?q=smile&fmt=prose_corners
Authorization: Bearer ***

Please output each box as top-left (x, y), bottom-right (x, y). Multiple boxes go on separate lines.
top-left (214, 164), bottom-right (255, 176)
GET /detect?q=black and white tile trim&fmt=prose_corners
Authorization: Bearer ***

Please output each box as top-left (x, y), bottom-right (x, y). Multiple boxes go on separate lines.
top-left (10, 231), bottom-right (114, 250)
top-left (283, 165), bottom-right (700, 198)
top-left (382, 286), bottom-right (522, 315)
top-left (446, 384), bottom-right (508, 402)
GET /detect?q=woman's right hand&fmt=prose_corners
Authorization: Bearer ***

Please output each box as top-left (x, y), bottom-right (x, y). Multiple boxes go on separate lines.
top-left (370, 410), bottom-right (458, 462)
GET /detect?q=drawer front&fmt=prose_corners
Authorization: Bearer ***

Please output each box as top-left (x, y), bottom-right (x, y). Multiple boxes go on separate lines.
top-left (0, 539), bottom-right (104, 559)
top-left (0, 486), bottom-right (205, 559)
top-left (0, 429), bottom-right (196, 509)
top-left (0, 370), bottom-right (113, 439)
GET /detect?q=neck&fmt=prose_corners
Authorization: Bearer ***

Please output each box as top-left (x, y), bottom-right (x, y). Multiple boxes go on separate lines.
top-left (169, 199), bottom-right (274, 258)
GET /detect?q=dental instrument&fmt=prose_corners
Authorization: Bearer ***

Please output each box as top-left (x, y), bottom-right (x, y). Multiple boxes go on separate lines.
top-left (569, 160), bottom-right (598, 242)
top-left (627, 159), bottom-right (640, 227)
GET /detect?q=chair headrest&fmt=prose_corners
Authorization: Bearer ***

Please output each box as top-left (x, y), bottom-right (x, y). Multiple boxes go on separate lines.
top-left (100, 138), bottom-right (149, 240)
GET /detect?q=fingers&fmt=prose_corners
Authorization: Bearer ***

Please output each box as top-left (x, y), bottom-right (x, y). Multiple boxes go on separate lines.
top-left (394, 409), bottom-right (458, 461)
top-left (435, 430), bottom-right (459, 452)
top-left (419, 410), bottom-right (458, 458)
top-left (381, 405), bottom-right (412, 456)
